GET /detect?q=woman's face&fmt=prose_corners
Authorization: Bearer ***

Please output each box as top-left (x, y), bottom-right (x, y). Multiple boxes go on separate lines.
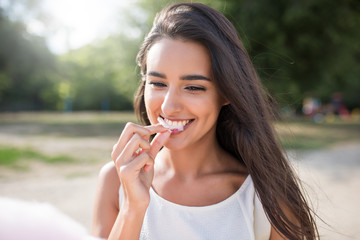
top-left (144, 38), bottom-right (225, 150)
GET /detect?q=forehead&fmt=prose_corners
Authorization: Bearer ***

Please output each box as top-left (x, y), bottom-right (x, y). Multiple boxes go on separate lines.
top-left (146, 38), bottom-right (211, 75)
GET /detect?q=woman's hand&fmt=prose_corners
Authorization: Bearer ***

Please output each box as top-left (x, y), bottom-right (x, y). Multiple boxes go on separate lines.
top-left (111, 122), bottom-right (170, 209)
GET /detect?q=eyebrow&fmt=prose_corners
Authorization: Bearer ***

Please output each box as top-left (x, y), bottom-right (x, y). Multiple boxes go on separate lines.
top-left (181, 74), bottom-right (211, 81)
top-left (147, 71), bottom-right (166, 78)
top-left (147, 71), bottom-right (211, 81)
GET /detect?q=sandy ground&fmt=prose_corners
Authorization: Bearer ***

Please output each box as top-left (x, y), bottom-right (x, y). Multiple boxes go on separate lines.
top-left (289, 142), bottom-right (360, 240)
top-left (0, 132), bottom-right (359, 239)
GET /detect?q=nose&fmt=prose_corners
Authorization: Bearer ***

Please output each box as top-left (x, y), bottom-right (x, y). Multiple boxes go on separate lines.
top-left (161, 87), bottom-right (183, 116)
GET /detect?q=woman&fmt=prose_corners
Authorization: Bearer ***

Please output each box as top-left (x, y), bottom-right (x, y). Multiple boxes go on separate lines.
top-left (92, 2), bottom-right (318, 240)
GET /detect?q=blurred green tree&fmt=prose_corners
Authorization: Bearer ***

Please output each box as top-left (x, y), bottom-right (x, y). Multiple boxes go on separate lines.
top-left (0, 6), bottom-right (59, 110)
top-left (222, 0), bottom-right (360, 109)
top-left (1, 0), bottom-right (359, 111)
top-left (59, 33), bottom-right (141, 111)
top-left (137, 0), bottom-right (360, 110)
top-left (0, 1), bottom-right (142, 111)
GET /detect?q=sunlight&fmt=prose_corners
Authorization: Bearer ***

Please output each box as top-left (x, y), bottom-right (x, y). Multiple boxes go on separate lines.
top-left (43, 0), bottom-right (134, 54)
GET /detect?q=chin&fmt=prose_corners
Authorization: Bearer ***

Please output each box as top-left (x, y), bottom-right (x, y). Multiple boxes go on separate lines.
top-left (162, 141), bottom-right (187, 152)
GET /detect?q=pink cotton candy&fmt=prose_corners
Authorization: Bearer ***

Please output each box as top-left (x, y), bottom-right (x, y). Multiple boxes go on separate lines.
top-left (0, 197), bottom-right (95, 240)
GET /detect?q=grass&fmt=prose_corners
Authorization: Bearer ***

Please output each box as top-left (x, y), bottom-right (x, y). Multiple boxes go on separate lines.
top-left (0, 111), bottom-right (135, 168)
top-left (0, 111), bottom-right (359, 169)
top-left (0, 111), bottom-right (137, 124)
top-left (0, 111), bottom-right (136, 138)
top-left (0, 145), bottom-right (74, 168)
top-left (276, 120), bottom-right (360, 150)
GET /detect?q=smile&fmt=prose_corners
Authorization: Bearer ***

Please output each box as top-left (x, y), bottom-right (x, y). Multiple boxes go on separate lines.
top-left (157, 116), bottom-right (194, 133)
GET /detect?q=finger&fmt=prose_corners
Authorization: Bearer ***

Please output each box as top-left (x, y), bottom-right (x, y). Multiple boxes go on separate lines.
top-left (116, 122), bottom-right (152, 146)
top-left (112, 122), bottom-right (152, 160)
top-left (119, 152), bottom-right (154, 181)
top-left (148, 130), bottom-right (171, 159)
top-left (121, 123), bottom-right (166, 141)
top-left (129, 152), bottom-right (154, 172)
top-left (144, 123), bottom-right (168, 135)
top-left (113, 133), bottom-right (151, 165)
top-left (114, 123), bottom-right (167, 156)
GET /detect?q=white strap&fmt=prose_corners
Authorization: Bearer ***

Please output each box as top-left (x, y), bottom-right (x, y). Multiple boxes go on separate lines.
top-left (254, 192), bottom-right (271, 240)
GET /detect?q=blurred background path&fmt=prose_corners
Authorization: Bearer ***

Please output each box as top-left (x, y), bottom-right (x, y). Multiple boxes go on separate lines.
top-left (0, 112), bottom-right (359, 239)
top-left (291, 142), bottom-right (360, 240)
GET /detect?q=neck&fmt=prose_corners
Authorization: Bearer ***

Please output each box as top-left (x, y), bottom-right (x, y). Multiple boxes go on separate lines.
top-left (156, 134), bottom-right (225, 180)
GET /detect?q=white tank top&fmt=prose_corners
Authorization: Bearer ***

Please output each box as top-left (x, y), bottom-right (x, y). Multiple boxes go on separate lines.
top-left (119, 175), bottom-right (271, 240)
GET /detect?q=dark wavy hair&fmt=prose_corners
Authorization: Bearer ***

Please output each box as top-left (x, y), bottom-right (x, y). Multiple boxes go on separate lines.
top-left (134, 2), bottom-right (318, 239)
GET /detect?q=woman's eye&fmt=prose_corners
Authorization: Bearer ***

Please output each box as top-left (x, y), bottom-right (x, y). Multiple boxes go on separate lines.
top-left (148, 81), bottom-right (167, 88)
top-left (185, 86), bottom-right (206, 92)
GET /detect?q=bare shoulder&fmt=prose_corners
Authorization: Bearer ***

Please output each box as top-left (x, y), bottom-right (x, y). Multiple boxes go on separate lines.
top-left (96, 161), bottom-right (121, 207)
top-left (92, 161), bottom-right (120, 238)
top-left (99, 161), bottom-right (120, 188)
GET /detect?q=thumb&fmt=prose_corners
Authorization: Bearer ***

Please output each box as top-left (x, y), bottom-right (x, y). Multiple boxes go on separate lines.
top-left (148, 130), bottom-right (171, 159)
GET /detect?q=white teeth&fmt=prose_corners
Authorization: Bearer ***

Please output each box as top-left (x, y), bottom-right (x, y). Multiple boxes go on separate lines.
top-left (157, 117), bottom-right (190, 131)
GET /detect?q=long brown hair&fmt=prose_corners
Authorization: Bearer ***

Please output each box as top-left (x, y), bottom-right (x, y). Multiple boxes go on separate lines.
top-left (134, 3), bottom-right (318, 239)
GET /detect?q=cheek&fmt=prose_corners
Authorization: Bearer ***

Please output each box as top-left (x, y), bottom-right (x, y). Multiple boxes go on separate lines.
top-left (144, 87), bottom-right (163, 122)
top-left (200, 95), bottom-right (224, 121)
top-left (193, 94), bottom-right (223, 113)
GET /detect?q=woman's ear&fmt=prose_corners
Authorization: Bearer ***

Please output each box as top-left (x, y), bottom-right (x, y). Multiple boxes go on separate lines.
top-left (218, 94), bottom-right (230, 106)
top-left (221, 98), bottom-right (230, 106)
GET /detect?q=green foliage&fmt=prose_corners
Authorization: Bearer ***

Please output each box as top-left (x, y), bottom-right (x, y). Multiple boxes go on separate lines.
top-left (0, 8), bottom-right (60, 110)
top-left (137, 0), bottom-right (360, 110)
top-left (0, 0), bottom-right (359, 111)
top-left (214, 0), bottom-right (360, 109)
top-left (0, 3), bottom-right (142, 111)
top-left (58, 34), bottom-right (141, 111)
